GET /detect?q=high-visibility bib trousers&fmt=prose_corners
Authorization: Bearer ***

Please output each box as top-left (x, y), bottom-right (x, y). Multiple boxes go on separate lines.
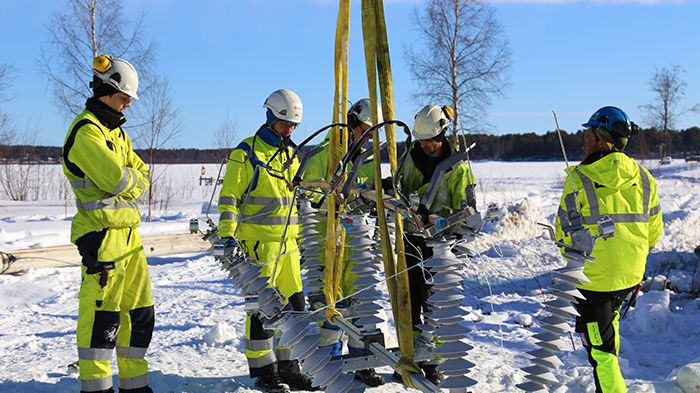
top-left (76, 227), bottom-right (155, 392)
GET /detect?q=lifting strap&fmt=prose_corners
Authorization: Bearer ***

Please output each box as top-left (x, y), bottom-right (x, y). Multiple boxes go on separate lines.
top-left (361, 0), bottom-right (418, 385)
top-left (324, 0), bottom-right (351, 325)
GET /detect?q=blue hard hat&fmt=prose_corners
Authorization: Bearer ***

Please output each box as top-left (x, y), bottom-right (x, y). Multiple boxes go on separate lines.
top-left (582, 106), bottom-right (631, 134)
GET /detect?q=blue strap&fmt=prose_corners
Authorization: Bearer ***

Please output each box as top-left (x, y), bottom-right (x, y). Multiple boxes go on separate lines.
top-left (235, 141), bottom-right (267, 170)
top-left (234, 141), bottom-right (266, 192)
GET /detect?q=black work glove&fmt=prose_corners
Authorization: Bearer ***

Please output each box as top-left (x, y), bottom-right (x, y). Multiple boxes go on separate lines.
top-left (381, 177), bottom-right (394, 194)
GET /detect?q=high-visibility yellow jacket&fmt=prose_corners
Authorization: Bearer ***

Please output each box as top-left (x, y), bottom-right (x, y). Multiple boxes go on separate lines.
top-left (62, 98), bottom-right (149, 243)
top-left (302, 132), bottom-right (375, 203)
top-left (555, 152), bottom-right (663, 292)
top-left (400, 141), bottom-right (477, 215)
top-left (218, 126), bottom-right (300, 242)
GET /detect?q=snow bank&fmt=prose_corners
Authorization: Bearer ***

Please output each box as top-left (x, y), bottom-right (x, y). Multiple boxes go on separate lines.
top-left (2, 161), bottom-right (700, 393)
top-left (203, 322), bottom-right (237, 347)
top-left (676, 363), bottom-right (700, 393)
top-left (629, 382), bottom-right (684, 393)
top-left (627, 290), bottom-right (672, 336)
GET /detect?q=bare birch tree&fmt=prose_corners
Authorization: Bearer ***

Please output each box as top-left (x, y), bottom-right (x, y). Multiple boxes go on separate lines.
top-left (213, 109), bottom-right (238, 149)
top-left (639, 65), bottom-right (700, 158)
top-left (39, 0), bottom-right (155, 117)
top-left (405, 0), bottom-right (511, 147)
top-left (0, 129), bottom-right (41, 201)
top-left (0, 62), bottom-right (14, 144)
top-left (134, 76), bottom-right (182, 220)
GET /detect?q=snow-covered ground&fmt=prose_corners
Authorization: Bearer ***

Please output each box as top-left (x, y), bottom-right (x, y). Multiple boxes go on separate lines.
top-left (1, 161), bottom-right (699, 393)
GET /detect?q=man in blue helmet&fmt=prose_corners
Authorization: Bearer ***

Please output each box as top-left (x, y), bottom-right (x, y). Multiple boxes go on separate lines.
top-left (555, 106), bottom-right (663, 392)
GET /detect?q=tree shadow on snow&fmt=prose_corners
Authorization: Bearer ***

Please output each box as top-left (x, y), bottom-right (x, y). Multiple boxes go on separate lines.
top-left (149, 370), bottom-right (255, 393)
top-left (0, 371), bottom-right (256, 393)
top-left (147, 252), bottom-right (210, 266)
top-left (461, 270), bottom-right (557, 300)
top-left (0, 375), bottom-right (88, 393)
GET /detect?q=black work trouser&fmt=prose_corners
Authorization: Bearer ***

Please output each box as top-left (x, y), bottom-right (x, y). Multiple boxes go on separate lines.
top-left (574, 286), bottom-right (636, 393)
top-left (404, 234), bottom-right (434, 330)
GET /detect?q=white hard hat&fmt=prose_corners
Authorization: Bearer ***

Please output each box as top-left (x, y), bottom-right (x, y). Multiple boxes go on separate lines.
top-left (92, 55), bottom-right (139, 99)
top-left (264, 89), bottom-right (303, 124)
top-left (349, 98), bottom-right (382, 127)
top-left (413, 104), bottom-right (452, 140)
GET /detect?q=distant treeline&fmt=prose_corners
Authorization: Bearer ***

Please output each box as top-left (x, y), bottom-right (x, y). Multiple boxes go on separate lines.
top-left (2, 127), bottom-right (699, 164)
top-left (467, 126), bottom-right (700, 161)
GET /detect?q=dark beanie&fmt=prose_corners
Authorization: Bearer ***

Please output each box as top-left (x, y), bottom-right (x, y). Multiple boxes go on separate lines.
top-left (92, 76), bottom-right (119, 98)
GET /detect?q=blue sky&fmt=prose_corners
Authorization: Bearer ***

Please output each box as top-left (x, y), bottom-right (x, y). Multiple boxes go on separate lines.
top-left (1, 0), bottom-right (699, 148)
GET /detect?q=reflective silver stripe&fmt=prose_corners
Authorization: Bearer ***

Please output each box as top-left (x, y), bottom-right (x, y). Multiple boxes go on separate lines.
top-left (246, 196), bottom-right (293, 206)
top-left (577, 172), bottom-right (599, 219)
top-left (638, 164), bottom-right (651, 214)
top-left (81, 376), bottom-right (113, 392)
top-left (434, 173), bottom-right (450, 209)
top-left (76, 198), bottom-right (138, 212)
top-left (276, 346), bottom-right (292, 361)
top-left (137, 179), bottom-right (148, 193)
top-left (220, 195), bottom-right (296, 226)
top-left (649, 205), bottom-right (661, 216)
top-left (112, 167), bottom-right (134, 195)
top-left (582, 212), bottom-right (650, 225)
top-left (247, 337), bottom-right (273, 351)
top-left (219, 196), bottom-right (238, 207)
top-left (78, 347), bottom-right (113, 361)
top-left (220, 211), bottom-right (239, 221)
top-left (70, 178), bottom-right (97, 189)
top-left (247, 350), bottom-right (276, 368)
top-left (122, 168), bottom-right (143, 195)
top-left (606, 213), bottom-right (649, 223)
top-left (116, 346), bottom-right (147, 359)
top-left (243, 215), bottom-right (298, 226)
top-left (118, 373), bottom-right (148, 390)
top-left (577, 167), bottom-right (652, 225)
top-left (221, 196), bottom-right (293, 207)
top-left (246, 196), bottom-right (285, 224)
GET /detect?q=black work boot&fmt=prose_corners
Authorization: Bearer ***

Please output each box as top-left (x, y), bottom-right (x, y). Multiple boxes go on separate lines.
top-left (82, 388), bottom-right (114, 393)
top-left (355, 368), bottom-right (386, 387)
top-left (422, 365), bottom-right (444, 385)
top-left (255, 372), bottom-right (290, 393)
top-left (278, 360), bottom-right (319, 391)
top-left (120, 387), bottom-right (154, 393)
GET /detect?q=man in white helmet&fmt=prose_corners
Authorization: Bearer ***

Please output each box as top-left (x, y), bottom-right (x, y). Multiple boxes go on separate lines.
top-left (62, 55), bottom-right (154, 393)
top-left (218, 89), bottom-right (316, 393)
top-left (301, 98), bottom-right (386, 387)
top-left (393, 104), bottom-right (477, 384)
